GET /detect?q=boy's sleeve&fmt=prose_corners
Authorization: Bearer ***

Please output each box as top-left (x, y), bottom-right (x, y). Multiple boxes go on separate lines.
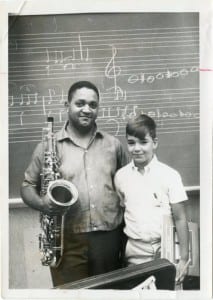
top-left (116, 140), bottom-right (129, 169)
top-left (168, 170), bottom-right (188, 204)
top-left (114, 172), bottom-right (125, 208)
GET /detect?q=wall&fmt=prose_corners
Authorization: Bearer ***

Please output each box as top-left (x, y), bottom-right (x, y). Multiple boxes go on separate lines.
top-left (9, 206), bottom-right (52, 289)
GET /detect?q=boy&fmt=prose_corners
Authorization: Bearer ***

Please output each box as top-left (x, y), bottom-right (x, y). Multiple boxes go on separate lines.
top-left (114, 114), bottom-right (189, 284)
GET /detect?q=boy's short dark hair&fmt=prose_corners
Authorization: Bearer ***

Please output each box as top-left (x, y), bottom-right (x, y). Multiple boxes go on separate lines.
top-left (126, 114), bottom-right (157, 139)
top-left (68, 81), bottom-right (100, 102)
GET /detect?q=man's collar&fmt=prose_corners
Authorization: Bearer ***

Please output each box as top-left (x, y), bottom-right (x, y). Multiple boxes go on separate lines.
top-left (56, 121), bottom-right (103, 142)
top-left (56, 121), bottom-right (69, 141)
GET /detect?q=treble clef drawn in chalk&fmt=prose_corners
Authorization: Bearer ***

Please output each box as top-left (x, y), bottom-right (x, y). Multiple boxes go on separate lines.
top-left (105, 46), bottom-right (121, 95)
top-left (105, 46), bottom-right (121, 79)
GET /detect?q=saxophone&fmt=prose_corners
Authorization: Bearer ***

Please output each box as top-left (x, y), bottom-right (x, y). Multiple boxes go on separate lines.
top-left (39, 117), bottom-right (78, 268)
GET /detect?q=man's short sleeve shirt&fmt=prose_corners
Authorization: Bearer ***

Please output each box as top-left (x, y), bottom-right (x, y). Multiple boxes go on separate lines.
top-left (23, 122), bottom-right (129, 233)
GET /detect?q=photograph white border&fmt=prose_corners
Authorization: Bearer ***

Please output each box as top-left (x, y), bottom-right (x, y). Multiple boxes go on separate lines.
top-left (0, 0), bottom-right (212, 299)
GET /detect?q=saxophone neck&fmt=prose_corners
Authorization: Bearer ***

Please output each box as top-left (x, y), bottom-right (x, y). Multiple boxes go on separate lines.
top-left (47, 117), bottom-right (54, 152)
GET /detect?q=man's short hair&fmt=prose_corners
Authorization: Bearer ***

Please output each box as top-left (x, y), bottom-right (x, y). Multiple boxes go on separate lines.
top-left (68, 81), bottom-right (100, 102)
top-left (126, 114), bottom-right (157, 140)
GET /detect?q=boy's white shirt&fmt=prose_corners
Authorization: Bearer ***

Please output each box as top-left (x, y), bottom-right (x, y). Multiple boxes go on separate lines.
top-left (114, 155), bottom-right (188, 242)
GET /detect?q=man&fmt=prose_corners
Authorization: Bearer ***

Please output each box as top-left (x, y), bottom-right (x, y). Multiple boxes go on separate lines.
top-left (21, 81), bottom-right (128, 286)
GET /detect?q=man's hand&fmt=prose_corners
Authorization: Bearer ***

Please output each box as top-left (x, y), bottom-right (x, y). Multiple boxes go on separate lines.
top-left (41, 194), bottom-right (68, 215)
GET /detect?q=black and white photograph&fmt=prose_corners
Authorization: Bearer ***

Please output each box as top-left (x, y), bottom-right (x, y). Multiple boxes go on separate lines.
top-left (1, 1), bottom-right (212, 299)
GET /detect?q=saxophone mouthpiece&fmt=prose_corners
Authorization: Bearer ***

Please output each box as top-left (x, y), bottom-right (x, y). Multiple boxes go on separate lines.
top-left (47, 117), bottom-right (54, 123)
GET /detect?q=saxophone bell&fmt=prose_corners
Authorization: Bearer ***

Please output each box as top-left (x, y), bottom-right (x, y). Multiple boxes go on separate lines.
top-left (47, 179), bottom-right (78, 209)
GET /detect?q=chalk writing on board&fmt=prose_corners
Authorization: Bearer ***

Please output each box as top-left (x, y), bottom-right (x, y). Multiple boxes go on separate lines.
top-left (19, 111), bottom-right (24, 126)
top-left (19, 93), bottom-right (38, 106)
top-left (105, 46), bottom-right (121, 91)
top-left (9, 23), bottom-right (199, 85)
top-left (8, 14), bottom-right (200, 196)
top-left (9, 88), bottom-right (199, 143)
top-left (128, 66), bottom-right (199, 85)
top-left (9, 22), bottom-right (199, 143)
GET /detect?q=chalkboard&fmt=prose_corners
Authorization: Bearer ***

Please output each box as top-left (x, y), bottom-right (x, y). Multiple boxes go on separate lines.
top-left (9, 13), bottom-right (199, 198)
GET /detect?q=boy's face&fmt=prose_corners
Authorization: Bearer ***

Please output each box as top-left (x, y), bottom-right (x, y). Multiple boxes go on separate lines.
top-left (127, 133), bottom-right (158, 168)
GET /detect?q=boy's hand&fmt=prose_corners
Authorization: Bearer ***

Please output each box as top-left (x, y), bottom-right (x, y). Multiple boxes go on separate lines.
top-left (175, 258), bottom-right (190, 283)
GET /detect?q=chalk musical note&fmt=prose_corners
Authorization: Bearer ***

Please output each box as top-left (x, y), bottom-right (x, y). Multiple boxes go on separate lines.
top-left (59, 109), bottom-right (65, 122)
top-left (48, 89), bottom-right (55, 105)
top-left (64, 55), bottom-right (74, 63)
top-left (63, 63), bottom-right (75, 71)
top-left (33, 93), bottom-right (38, 105)
top-left (63, 54), bottom-right (76, 70)
top-left (78, 34), bottom-right (84, 61)
top-left (20, 111), bottom-right (24, 126)
top-left (118, 105), bottom-right (128, 120)
top-left (99, 107), bottom-right (106, 118)
top-left (9, 96), bottom-right (14, 107)
top-left (77, 35), bottom-right (89, 61)
top-left (42, 96), bottom-right (46, 115)
top-left (106, 85), bottom-right (126, 102)
top-left (26, 93), bottom-right (38, 105)
top-left (115, 87), bottom-right (127, 101)
top-left (127, 105), bottom-right (139, 119)
top-left (46, 65), bottom-right (50, 76)
top-left (59, 90), bottom-right (65, 104)
top-left (54, 50), bottom-right (64, 64)
top-left (26, 95), bottom-right (31, 105)
top-left (20, 94), bottom-right (24, 106)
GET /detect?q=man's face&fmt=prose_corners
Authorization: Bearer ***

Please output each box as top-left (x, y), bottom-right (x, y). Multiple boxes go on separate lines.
top-left (127, 133), bottom-right (158, 168)
top-left (66, 87), bottom-right (99, 131)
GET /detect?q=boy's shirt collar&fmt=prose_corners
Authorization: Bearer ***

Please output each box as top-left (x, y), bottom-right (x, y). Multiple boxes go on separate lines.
top-left (131, 155), bottom-right (158, 174)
